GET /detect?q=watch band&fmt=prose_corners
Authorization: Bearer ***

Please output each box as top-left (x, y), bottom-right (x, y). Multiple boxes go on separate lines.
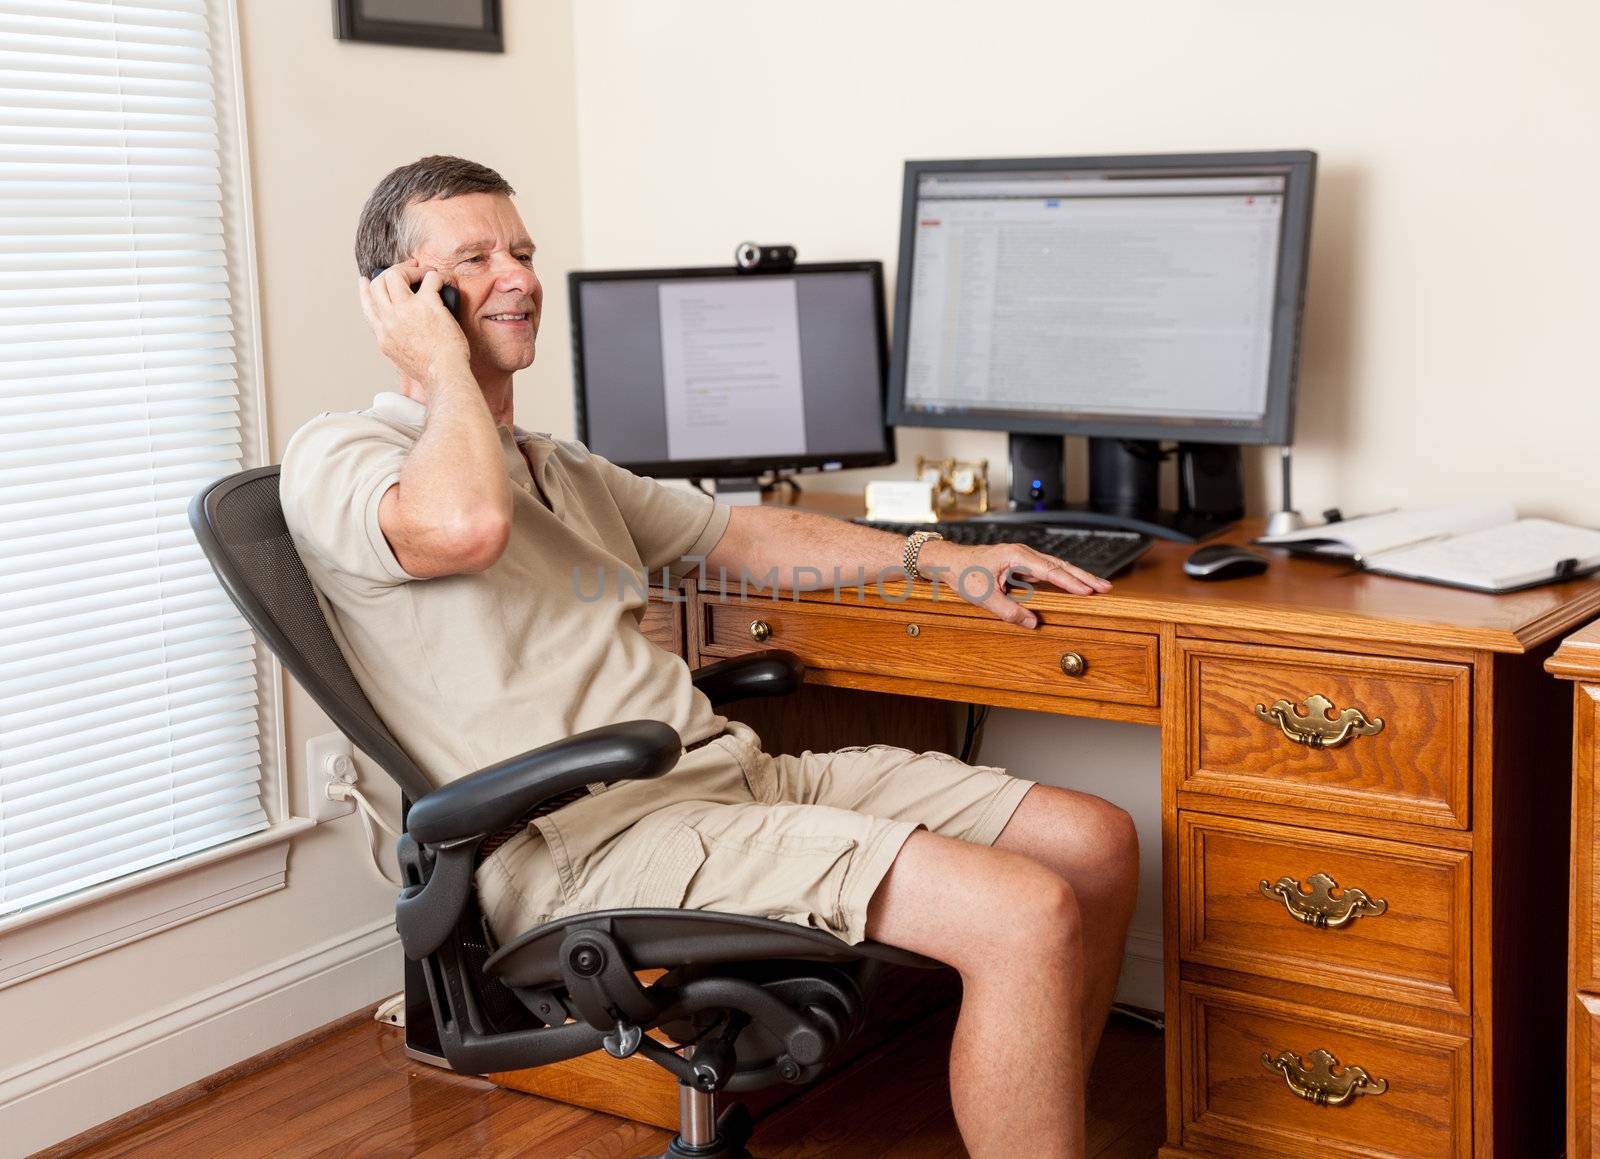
top-left (902, 530), bottom-right (945, 581)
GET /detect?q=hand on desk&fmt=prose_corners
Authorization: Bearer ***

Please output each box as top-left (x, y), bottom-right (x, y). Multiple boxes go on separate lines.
top-left (918, 539), bottom-right (1111, 630)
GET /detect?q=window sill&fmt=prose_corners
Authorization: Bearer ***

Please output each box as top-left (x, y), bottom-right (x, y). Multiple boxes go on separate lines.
top-left (0, 817), bottom-right (316, 991)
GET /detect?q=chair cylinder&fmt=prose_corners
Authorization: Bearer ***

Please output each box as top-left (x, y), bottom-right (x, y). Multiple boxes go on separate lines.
top-left (679, 1047), bottom-right (717, 1147)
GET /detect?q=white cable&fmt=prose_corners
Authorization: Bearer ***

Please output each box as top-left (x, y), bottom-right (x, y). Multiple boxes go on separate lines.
top-left (348, 785), bottom-right (401, 837)
top-left (1109, 1002), bottom-right (1165, 1032)
top-left (328, 779), bottom-right (402, 885)
top-left (374, 992), bottom-right (406, 1027)
top-left (355, 802), bottom-right (402, 886)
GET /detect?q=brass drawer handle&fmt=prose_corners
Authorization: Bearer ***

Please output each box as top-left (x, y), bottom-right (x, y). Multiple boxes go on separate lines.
top-left (1259, 872), bottom-right (1388, 929)
top-left (1262, 1047), bottom-right (1388, 1106)
top-left (1254, 694), bottom-right (1384, 749)
top-left (749, 619), bottom-right (772, 643)
top-left (1059, 651), bottom-right (1087, 677)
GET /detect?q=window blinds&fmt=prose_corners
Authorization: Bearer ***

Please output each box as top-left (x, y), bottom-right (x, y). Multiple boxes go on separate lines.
top-left (0, 0), bottom-right (267, 917)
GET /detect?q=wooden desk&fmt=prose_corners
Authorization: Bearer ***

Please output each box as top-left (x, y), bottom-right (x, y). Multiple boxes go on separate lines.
top-left (681, 505), bottom-right (1600, 1158)
top-left (1546, 621), bottom-right (1600, 1157)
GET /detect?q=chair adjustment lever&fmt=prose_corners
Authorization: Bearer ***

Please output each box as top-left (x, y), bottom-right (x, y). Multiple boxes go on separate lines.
top-left (602, 1021), bottom-right (644, 1059)
top-left (685, 1012), bottom-right (747, 1091)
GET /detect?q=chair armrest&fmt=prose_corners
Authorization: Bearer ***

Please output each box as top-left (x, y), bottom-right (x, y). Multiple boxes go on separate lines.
top-left (691, 651), bottom-right (806, 707)
top-left (405, 720), bottom-right (682, 845)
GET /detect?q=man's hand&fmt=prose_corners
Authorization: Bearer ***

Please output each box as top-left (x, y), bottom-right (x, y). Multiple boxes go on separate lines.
top-left (919, 540), bottom-right (1111, 629)
top-left (358, 262), bottom-right (470, 388)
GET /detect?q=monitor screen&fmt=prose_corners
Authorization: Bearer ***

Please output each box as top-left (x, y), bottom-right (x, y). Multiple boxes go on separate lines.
top-left (886, 152), bottom-right (1315, 446)
top-left (570, 262), bottom-right (894, 479)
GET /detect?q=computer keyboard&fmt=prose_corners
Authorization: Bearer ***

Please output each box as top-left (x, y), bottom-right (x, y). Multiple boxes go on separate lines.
top-left (856, 519), bottom-right (1155, 579)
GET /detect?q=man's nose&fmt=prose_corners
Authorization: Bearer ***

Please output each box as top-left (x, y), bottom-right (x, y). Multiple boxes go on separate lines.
top-left (491, 256), bottom-right (537, 293)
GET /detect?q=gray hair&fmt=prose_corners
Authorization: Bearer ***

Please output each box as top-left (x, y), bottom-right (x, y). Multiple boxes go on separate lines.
top-left (353, 155), bottom-right (516, 274)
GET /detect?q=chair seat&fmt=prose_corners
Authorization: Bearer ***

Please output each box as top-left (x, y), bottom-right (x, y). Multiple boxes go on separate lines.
top-left (484, 908), bottom-right (941, 989)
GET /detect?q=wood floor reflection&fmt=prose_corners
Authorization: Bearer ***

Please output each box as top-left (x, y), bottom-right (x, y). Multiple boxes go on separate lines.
top-left (57, 1009), bottom-right (1164, 1158)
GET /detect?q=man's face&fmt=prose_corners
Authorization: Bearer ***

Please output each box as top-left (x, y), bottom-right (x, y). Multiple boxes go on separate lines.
top-left (407, 192), bottom-right (543, 378)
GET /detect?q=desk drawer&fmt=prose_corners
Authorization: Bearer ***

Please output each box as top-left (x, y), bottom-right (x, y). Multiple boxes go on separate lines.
top-left (1179, 814), bottom-right (1470, 1017)
top-left (700, 601), bottom-right (1158, 707)
top-left (1179, 640), bottom-right (1472, 829)
top-left (1180, 984), bottom-right (1469, 1158)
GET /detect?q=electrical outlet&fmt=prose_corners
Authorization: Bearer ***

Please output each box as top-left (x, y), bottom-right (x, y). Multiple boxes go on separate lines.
top-left (305, 732), bottom-right (358, 824)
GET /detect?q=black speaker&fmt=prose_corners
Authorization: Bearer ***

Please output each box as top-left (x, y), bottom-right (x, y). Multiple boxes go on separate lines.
top-left (1007, 434), bottom-right (1064, 508)
top-left (1087, 438), bottom-right (1162, 514)
top-left (1177, 443), bottom-right (1245, 522)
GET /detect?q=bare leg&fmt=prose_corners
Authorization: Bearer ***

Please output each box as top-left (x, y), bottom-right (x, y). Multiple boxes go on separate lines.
top-left (991, 784), bottom-right (1140, 1067)
top-left (866, 829), bottom-right (1086, 1159)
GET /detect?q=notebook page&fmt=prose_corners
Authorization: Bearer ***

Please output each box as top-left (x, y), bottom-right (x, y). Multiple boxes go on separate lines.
top-left (1258, 500), bottom-right (1515, 558)
top-left (1370, 518), bottom-right (1600, 589)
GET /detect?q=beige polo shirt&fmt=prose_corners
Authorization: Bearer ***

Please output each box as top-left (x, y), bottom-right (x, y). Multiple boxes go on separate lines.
top-left (279, 390), bottom-right (732, 789)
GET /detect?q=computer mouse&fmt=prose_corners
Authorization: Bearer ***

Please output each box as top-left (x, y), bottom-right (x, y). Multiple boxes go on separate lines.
top-left (1184, 543), bottom-right (1269, 581)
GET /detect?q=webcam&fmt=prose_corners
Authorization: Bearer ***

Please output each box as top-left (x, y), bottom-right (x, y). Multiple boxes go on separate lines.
top-left (734, 241), bottom-right (797, 273)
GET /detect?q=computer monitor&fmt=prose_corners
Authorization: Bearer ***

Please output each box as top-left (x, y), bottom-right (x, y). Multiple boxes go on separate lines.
top-left (885, 151), bottom-right (1316, 538)
top-left (570, 262), bottom-right (894, 499)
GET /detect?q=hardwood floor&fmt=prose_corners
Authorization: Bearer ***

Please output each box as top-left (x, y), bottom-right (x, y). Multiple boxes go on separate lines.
top-left (52, 1009), bottom-right (1164, 1158)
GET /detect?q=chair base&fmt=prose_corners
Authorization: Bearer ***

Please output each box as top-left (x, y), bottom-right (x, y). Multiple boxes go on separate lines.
top-left (644, 1101), bottom-right (756, 1159)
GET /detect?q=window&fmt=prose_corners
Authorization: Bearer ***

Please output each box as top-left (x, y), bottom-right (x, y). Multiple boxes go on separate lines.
top-left (0, 0), bottom-right (279, 922)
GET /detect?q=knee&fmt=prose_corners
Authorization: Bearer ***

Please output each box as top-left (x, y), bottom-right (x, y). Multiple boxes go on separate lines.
top-left (1090, 799), bottom-right (1140, 892)
top-left (988, 862), bottom-right (1082, 963)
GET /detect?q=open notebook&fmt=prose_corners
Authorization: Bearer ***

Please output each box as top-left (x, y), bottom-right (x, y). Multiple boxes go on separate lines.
top-left (1254, 500), bottom-right (1600, 593)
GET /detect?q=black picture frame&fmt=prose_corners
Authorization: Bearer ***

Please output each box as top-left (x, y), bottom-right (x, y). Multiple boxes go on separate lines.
top-left (333, 0), bottom-right (503, 53)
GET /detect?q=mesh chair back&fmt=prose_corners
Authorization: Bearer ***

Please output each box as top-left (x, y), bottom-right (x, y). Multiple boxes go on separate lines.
top-left (189, 466), bottom-right (434, 801)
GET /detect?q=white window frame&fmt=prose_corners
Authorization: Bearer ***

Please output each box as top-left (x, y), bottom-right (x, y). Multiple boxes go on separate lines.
top-left (0, 0), bottom-right (302, 991)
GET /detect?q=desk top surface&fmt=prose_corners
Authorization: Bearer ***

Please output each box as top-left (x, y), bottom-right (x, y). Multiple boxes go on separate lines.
top-left (1548, 618), bottom-right (1600, 678)
top-left (766, 496), bottom-right (1600, 655)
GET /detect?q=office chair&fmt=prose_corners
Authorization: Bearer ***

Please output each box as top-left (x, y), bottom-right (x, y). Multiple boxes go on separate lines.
top-left (189, 466), bottom-right (940, 1159)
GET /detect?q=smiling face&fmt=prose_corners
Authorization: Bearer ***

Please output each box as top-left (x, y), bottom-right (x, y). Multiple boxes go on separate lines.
top-left (405, 191), bottom-right (543, 380)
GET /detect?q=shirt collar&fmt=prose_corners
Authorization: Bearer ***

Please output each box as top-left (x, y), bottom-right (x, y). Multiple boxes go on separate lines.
top-left (370, 390), bottom-right (426, 429)
top-left (369, 390), bottom-right (535, 441)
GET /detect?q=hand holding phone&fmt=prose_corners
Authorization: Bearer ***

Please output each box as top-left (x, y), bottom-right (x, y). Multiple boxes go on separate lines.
top-left (369, 267), bottom-right (460, 316)
top-left (359, 264), bottom-right (470, 386)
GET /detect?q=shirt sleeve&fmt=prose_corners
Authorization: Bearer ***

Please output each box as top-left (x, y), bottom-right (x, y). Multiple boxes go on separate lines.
top-left (279, 414), bottom-right (424, 589)
top-left (587, 451), bottom-right (731, 582)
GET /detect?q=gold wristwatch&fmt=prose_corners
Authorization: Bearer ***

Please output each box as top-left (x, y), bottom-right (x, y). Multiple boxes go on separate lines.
top-left (902, 530), bottom-right (944, 581)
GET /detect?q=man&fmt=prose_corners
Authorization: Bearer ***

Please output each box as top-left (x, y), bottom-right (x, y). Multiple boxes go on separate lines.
top-left (281, 155), bottom-right (1139, 1158)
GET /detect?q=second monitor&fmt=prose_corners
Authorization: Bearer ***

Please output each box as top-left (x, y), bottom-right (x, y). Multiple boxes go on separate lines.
top-left (886, 150), bottom-right (1317, 540)
top-left (571, 262), bottom-right (894, 502)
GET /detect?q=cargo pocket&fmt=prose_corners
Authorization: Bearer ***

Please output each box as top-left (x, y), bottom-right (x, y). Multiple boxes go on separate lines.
top-left (632, 822), bottom-right (708, 910)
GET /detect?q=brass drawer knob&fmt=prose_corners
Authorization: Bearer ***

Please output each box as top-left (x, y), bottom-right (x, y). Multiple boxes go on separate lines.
top-left (1261, 1047), bottom-right (1388, 1106)
top-left (1254, 693), bottom-right (1384, 749)
top-left (907, 623), bottom-right (921, 638)
top-left (1259, 872), bottom-right (1388, 929)
top-left (749, 619), bottom-right (772, 643)
top-left (1059, 651), bottom-right (1087, 677)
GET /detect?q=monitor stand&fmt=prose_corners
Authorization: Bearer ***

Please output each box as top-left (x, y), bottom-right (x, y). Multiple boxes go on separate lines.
top-left (983, 436), bottom-right (1243, 544)
top-left (712, 477), bottom-right (766, 507)
top-left (708, 471), bottom-right (803, 507)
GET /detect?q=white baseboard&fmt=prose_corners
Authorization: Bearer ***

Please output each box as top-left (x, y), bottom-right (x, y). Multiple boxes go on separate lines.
top-left (0, 917), bottom-right (401, 1159)
top-left (1114, 928), bottom-right (1163, 1014)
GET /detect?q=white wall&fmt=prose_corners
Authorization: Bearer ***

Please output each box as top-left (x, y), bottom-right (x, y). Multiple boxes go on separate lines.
top-left (567, 0), bottom-right (1600, 1009)
top-left (570, 0), bottom-right (1600, 523)
top-left (0, 3), bottom-right (584, 1152)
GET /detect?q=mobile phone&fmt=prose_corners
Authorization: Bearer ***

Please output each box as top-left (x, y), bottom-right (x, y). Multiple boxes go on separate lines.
top-left (369, 268), bottom-right (460, 316)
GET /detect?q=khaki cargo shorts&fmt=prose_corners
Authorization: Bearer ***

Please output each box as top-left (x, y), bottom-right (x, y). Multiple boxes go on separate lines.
top-left (476, 720), bottom-right (1034, 947)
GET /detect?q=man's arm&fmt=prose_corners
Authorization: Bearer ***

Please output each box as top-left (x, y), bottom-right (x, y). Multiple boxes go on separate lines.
top-left (361, 265), bottom-right (512, 578)
top-left (702, 507), bottom-right (1111, 629)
